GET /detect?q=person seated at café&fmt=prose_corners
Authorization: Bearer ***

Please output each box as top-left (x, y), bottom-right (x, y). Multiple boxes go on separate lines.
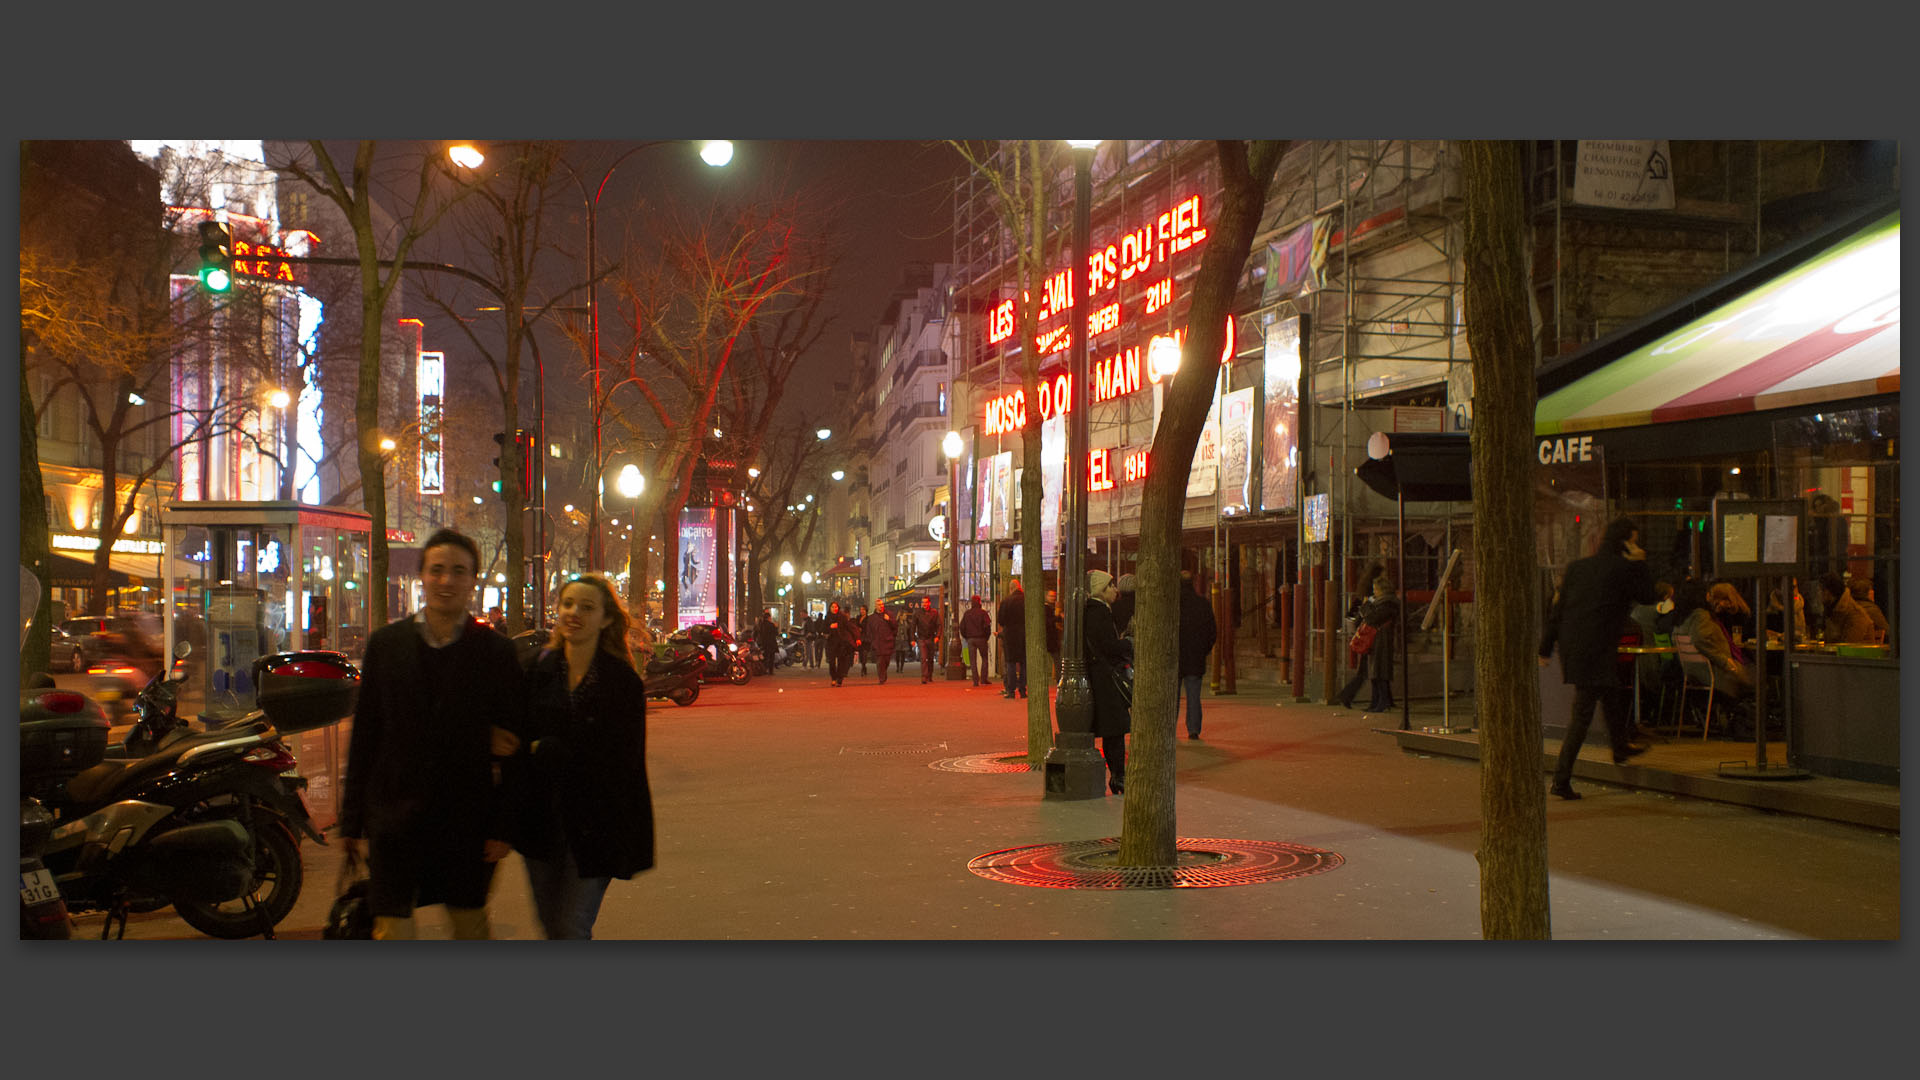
top-left (1764, 582), bottom-right (1808, 641)
top-left (1675, 581), bottom-right (1755, 699)
top-left (1818, 572), bottom-right (1877, 645)
top-left (1847, 578), bottom-right (1889, 642)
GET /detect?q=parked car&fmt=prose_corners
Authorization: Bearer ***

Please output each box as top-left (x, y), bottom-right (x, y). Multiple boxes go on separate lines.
top-left (46, 625), bottom-right (86, 673)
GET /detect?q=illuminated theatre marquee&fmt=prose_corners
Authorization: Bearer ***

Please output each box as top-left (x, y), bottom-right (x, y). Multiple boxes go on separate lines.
top-left (980, 317), bottom-right (1235, 436)
top-left (232, 238), bottom-right (301, 283)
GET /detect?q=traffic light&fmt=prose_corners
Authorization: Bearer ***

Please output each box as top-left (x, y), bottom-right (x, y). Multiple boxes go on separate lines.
top-left (197, 221), bottom-right (232, 293)
top-left (490, 430), bottom-right (536, 499)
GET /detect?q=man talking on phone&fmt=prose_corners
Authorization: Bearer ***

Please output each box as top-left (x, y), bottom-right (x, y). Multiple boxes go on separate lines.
top-left (1538, 517), bottom-right (1656, 800)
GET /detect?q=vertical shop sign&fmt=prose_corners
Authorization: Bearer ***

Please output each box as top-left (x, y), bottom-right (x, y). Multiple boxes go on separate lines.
top-left (676, 508), bottom-right (718, 629)
top-left (1260, 315), bottom-right (1301, 512)
top-left (1219, 386), bottom-right (1255, 514)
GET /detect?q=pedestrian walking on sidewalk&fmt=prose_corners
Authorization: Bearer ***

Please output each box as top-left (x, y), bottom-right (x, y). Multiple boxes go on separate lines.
top-left (960, 595), bottom-right (993, 687)
top-left (854, 604), bottom-right (871, 675)
top-left (1044, 589), bottom-right (1063, 684)
top-left (512, 574), bottom-right (654, 939)
top-left (825, 601), bottom-right (857, 686)
top-left (1175, 570), bottom-right (1218, 738)
top-left (754, 609), bottom-right (779, 677)
top-left (1334, 573), bottom-right (1401, 714)
top-left (1083, 570), bottom-right (1134, 794)
top-left (1540, 517), bottom-right (1656, 800)
top-left (895, 603), bottom-right (910, 673)
top-left (1111, 573), bottom-right (1138, 636)
top-left (996, 580), bottom-right (1027, 699)
top-left (340, 528), bottom-right (527, 940)
top-left (862, 604), bottom-right (897, 684)
top-left (911, 596), bottom-right (942, 683)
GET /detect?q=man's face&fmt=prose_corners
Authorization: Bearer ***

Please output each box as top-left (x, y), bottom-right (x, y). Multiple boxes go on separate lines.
top-left (422, 543), bottom-right (477, 620)
top-left (922, 598), bottom-right (933, 611)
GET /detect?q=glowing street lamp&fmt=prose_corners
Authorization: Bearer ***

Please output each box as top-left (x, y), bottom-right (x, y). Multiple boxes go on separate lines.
top-left (816, 428), bottom-right (832, 441)
top-left (831, 470), bottom-right (845, 482)
top-left (942, 430), bottom-right (966, 679)
top-left (448, 144), bottom-right (485, 169)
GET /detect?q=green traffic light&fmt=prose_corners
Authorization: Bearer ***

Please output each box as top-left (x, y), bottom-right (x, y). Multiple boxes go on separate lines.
top-left (492, 480), bottom-right (502, 493)
top-left (201, 266), bottom-right (231, 292)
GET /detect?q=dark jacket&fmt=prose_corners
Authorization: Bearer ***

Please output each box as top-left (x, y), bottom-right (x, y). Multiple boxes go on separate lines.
top-left (911, 606), bottom-right (941, 643)
top-left (995, 590), bottom-right (1027, 652)
top-left (1177, 584), bottom-right (1218, 677)
top-left (1083, 597), bottom-right (1133, 737)
top-left (862, 610), bottom-right (897, 653)
top-left (513, 646), bottom-right (655, 880)
top-left (1353, 592), bottom-right (1402, 683)
top-left (754, 617), bottom-right (778, 659)
top-left (1539, 549), bottom-right (1656, 688)
top-left (1111, 590), bottom-right (1137, 636)
top-left (1045, 604), bottom-right (1062, 657)
top-left (824, 607), bottom-right (857, 657)
top-left (960, 606), bottom-right (992, 641)
top-left (341, 613), bottom-right (527, 843)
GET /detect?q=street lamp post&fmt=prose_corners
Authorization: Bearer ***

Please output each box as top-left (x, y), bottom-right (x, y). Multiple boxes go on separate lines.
top-left (942, 430), bottom-right (966, 679)
top-left (1043, 140), bottom-right (1107, 800)
top-left (617, 463), bottom-right (645, 613)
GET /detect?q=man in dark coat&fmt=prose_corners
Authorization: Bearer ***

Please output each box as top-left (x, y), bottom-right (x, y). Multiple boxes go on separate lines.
top-left (1539, 517), bottom-right (1656, 800)
top-left (754, 609), bottom-right (779, 676)
top-left (911, 596), bottom-right (942, 683)
top-left (959, 595), bottom-right (993, 687)
top-left (995, 580), bottom-right (1027, 699)
top-left (1083, 570), bottom-right (1134, 794)
top-left (862, 603), bottom-right (898, 684)
top-left (1175, 570), bottom-right (1218, 739)
top-left (824, 601), bottom-right (857, 686)
top-left (340, 528), bottom-right (528, 939)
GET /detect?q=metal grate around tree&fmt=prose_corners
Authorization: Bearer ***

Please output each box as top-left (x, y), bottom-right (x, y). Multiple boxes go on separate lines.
top-left (929, 751), bottom-right (1036, 773)
top-left (967, 837), bottom-right (1343, 890)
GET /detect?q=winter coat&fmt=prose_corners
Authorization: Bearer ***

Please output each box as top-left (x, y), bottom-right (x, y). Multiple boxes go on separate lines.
top-left (959, 606), bottom-right (992, 641)
top-left (1177, 584), bottom-right (1218, 677)
top-left (1352, 592), bottom-right (1401, 684)
top-left (341, 614), bottom-right (527, 846)
top-left (754, 618), bottom-right (778, 660)
top-left (1083, 597), bottom-right (1134, 737)
top-left (911, 607), bottom-right (941, 643)
top-left (1538, 548), bottom-right (1655, 688)
top-left (995, 591), bottom-right (1027, 652)
top-left (1045, 604), bottom-right (1062, 657)
top-left (1676, 607), bottom-right (1755, 698)
top-left (1111, 591), bottom-right (1137, 636)
top-left (1822, 590), bottom-right (1877, 644)
top-left (824, 608), bottom-right (858, 658)
top-left (862, 611), bottom-right (897, 653)
top-left (514, 646), bottom-right (655, 880)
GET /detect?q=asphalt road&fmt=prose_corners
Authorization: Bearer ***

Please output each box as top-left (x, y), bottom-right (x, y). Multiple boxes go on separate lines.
top-left (72, 661), bottom-right (1900, 941)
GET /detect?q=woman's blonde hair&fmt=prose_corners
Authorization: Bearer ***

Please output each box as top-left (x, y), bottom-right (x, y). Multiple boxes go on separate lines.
top-left (557, 573), bottom-right (637, 671)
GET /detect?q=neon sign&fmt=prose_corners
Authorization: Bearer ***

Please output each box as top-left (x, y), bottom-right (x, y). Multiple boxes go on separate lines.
top-left (1086, 447), bottom-right (1150, 493)
top-left (232, 239), bottom-right (301, 283)
top-left (982, 317), bottom-right (1235, 435)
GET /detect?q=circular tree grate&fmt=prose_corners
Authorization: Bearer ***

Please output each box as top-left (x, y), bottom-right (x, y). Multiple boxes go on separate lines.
top-left (839, 742), bottom-right (950, 756)
top-left (930, 751), bottom-right (1036, 774)
top-left (967, 837), bottom-right (1343, 890)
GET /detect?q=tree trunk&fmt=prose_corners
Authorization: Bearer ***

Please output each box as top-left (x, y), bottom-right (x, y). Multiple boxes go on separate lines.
top-left (1120, 140), bottom-right (1285, 867)
top-left (19, 361), bottom-right (54, 682)
top-left (1459, 140), bottom-right (1552, 940)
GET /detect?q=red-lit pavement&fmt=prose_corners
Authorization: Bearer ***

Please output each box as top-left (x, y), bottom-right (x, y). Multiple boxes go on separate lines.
top-left (89, 662), bottom-right (1898, 940)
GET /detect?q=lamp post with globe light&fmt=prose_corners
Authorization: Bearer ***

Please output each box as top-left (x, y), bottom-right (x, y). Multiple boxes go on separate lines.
top-left (942, 430), bottom-right (967, 679)
top-left (616, 464), bottom-right (645, 611)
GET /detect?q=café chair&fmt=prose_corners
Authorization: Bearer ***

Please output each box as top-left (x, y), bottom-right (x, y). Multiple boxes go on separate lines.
top-left (1671, 631), bottom-right (1720, 741)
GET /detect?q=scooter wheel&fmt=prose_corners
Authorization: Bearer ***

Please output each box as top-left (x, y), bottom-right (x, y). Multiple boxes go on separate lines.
top-left (728, 662), bottom-right (751, 686)
top-left (670, 688), bottom-right (697, 706)
top-left (173, 813), bottom-right (302, 940)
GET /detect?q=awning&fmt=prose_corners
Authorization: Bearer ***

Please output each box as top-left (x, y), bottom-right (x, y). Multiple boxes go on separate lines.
top-left (1536, 205), bottom-right (1899, 436)
top-left (877, 567), bottom-right (944, 606)
top-left (45, 552), bottom-right (134, 588)
top-left (1355, 433), bottom-right (1472, 502)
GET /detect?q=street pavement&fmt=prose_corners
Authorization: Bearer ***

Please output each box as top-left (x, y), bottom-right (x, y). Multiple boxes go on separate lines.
top-left (81, 660), bottom-right (1900, 941)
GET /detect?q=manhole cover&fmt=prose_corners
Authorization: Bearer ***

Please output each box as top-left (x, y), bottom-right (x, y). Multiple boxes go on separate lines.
top-left (967, 837), bottom-right (1343, 890)
top-left (930, 751), bottom-right (1035, 773)
top-left (839, 742), bottom-right (949, 755)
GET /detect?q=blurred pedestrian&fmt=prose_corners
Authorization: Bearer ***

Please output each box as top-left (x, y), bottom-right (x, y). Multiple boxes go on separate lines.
top-left (1175, 570), bottom-right (1218, 739)
top-left (1334, 573), bottom-right (1400, 713)
top-left (1539, 517), bottom-right (1655, 800)
top-left (854, 604), bottom-right (871, 675)
top-left (1082, 570), bottom-right (1133, 794)
top-left (1111, 573), bottom-right (1138, 636)
top-left (895, 603), bottom-right (910, 673)
top-left (912, 596), bottom-right (942, 683)
top-left (340, 528), bottom-right (527, 940)
top-left (754, 609), bottom-right (779, 675)
top-left (1044, 589), bottom-right (1063, 684)
top-left (805, 611), bottom-right (826, 668)
top-left (862, 603), bottom-right (898, 684)
top-left (512, 574), bottom-right (653, 940)
top-left (959, 595), bottom-right (993, 687)
top-left (996, 579), bottom-right (1027, 699)
top-left (825, 601), bottom-right (857, 686)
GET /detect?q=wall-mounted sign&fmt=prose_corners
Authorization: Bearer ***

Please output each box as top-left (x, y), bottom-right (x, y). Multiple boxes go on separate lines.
top-left (928, 514), bottom-right (947, 542)
top-left (418, 351), bottom-right (444, 495)
top-left (51, 534), bottom-right (163, 555)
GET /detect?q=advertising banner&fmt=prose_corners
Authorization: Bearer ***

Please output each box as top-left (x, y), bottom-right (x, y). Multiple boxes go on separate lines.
top-left (1187, 386), bottom-right (1221, 499)
top-left (1220, 386), bottom-right (1255, 514)
top-left (990, 451), bottom-right (1014, 541)
top-left (1041, 414), bottom-right (1065, 568)
top-left (677, 508), bottom-right (718, 629)
top-left (1260, 315), bottom-right (1301, 512)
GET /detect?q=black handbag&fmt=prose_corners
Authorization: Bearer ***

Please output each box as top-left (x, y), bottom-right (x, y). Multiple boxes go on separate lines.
top-left (322, 844), bottom-right (374, 940)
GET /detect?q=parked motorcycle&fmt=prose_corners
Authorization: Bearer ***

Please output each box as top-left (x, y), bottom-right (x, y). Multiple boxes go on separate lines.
top-left (641, 648), bottom-right (704, 707)
top-left (666, 624), bottom-right (751, 685)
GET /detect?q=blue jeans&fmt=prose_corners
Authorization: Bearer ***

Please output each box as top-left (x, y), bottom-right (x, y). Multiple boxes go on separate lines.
top-left (1002, 651), bottom-right (1027, 696)
top-left (523, 848), bottom-right (612, 940)
top-left (1174, 674), bottom-right (1203, 735)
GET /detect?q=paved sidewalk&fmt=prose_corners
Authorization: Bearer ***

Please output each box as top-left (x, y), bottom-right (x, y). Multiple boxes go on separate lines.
top-left (86, 667), bottom-right (1900, 940)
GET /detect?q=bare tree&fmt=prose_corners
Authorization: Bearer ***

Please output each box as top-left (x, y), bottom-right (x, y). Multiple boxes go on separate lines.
top-left (1120, 140), bottom-right (1287, 867)
top-left (1459, 140), bottom-right (1551, 939)
top-left (278, 141), bottom-right (480, 625)
top-left (950, 140), bottom-right (1057, 765)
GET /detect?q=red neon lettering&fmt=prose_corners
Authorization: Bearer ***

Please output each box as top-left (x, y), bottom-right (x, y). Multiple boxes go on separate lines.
top-left (1145, 278), bottom-right (1172, 314)
top-left (1088, 302), bottom-right (1121, 338)
top-left (987, 299), bottom-right (1014, 344)
top-left (1124, 450), bottom-right (1150, 483)
top-left (1088, 448), bottom-right (1114, 492)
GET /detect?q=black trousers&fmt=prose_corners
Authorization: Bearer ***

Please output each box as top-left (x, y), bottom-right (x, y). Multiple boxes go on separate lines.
top-left (1551, 684), bottom-right (1633, 789)
top-left (828, 650), bottom-right (852, 683)
top-left (1100, 734), bottom-right (1126, 789)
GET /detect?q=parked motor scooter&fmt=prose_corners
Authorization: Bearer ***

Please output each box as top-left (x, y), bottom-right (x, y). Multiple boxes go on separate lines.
top-left (666, 624), bottom-right (751, 685)
top-left (641, 648), bottom-right (704, 706)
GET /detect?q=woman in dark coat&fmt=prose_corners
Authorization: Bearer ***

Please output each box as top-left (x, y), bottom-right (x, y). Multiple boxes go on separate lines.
top-left (824, 601), bottom-right (857, 686)
top-left (514, 573), bottom-right (654, 939)
top-left (1334, 574), bottom-right (1400, 713)
top-left (1083, 570), bottom-right (1134, 794)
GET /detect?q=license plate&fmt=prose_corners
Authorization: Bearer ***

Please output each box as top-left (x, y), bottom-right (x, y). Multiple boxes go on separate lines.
top-left (21, 867), bottom-right (60, 905)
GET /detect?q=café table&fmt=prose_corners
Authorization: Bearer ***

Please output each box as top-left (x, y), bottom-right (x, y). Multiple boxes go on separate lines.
top-left (1617, 644), bottom-right (1676, 736)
